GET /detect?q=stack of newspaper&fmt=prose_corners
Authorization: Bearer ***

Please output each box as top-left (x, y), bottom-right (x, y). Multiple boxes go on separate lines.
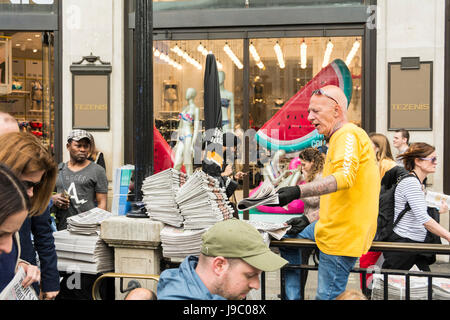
top-left (176, 170), bottom-right (234, 230)
top-left (142, 168), bottom-right (187, 227)
top-left (160, 225), bottom-right (206, 259)
top-left (54, 230), bottom-right (114, 275)
top-left (67, 207), bottom-right (113, 235)
top-left (371, 266), bottom-right (429, 300)
top-left (432, 277), bottom-right (450, 299)
top-left (237, 179), bottom-right (280, 211)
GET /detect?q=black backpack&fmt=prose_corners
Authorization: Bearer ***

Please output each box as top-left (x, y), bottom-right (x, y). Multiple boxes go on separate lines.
top-left (374, 166), bottom-right (413, 241)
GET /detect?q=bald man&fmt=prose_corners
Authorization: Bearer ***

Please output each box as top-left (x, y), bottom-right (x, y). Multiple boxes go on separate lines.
top-left (277, 85), bottom-right (380, 300)
top-left (0, 112), bottom-right (19, 135)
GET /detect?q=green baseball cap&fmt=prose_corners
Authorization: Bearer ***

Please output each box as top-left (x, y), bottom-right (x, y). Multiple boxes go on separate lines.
top-left (200, 219), bottom-right (288, 272)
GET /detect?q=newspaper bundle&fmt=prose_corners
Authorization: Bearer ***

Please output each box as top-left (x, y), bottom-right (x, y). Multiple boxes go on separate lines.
top-left (67, 207), bottom-right (114, 235)
top-left (237, 180), bottom-right (280, 211)
top-left (160, 225), bottom-right (207, 259)
top-left (0, 267), bottom-right (38, 300)
top-left (54, 230), bottom-right (114, 275)
top-left (176, 170), bottom-right (234, 230)
top-left (142, 168), bottom-right (187, 227)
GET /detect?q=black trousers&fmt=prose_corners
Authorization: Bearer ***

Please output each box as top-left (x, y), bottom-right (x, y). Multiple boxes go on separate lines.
top-left (381, 234), bottom-right (432, 272)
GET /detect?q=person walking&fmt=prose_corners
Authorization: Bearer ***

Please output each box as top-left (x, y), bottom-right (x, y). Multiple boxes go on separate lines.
top-left (275, 85), bottom-right (380, 300)
top-left (392, 128), bottom-right (410, 166)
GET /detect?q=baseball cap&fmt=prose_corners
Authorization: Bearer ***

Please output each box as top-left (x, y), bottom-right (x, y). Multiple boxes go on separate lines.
top-left (67, 129), bottom-right (91, 143)
top-left (200, 219), bottom-right (288, 272)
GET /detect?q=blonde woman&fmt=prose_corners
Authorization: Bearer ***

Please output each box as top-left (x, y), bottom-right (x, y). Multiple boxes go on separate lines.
top-left (369, 133), bottom-right (397, 179)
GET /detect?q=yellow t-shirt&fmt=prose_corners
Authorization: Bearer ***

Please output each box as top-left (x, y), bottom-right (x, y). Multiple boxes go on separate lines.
top-left (315, 123), bottom-right (380, 257)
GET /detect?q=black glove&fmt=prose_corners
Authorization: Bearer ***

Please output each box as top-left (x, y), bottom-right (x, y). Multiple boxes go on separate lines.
top-left (275, 186), bottom-right (301, 207)
top-left (285, 215), bottom-right (310, 235)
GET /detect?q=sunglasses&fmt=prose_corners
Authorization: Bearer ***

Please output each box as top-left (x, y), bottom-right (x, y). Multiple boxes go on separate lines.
top-left (311, 88), bottom-right (339, 105)
top-left (420, 156), bottom-right (437, 163)
top-left (22, 180), bottom-right (41, 190)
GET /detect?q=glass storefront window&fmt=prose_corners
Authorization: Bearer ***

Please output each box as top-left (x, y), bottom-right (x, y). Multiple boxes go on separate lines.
top-left (153, 39), bottom-right (243, 172)
top-left (153, 35), bottom-right (363, 193)
top-left (0, 31), bottom-right (55, 152)
top-left (153, 0), bottom-right (364, 11)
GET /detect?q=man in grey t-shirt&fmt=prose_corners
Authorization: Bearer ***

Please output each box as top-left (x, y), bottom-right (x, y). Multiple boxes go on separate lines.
top-left (52, 129), bottom-right (108, 230)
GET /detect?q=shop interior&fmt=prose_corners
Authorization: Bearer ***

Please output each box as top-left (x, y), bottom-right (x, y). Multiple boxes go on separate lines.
top-left (0, 31), bottom-right (54, 152)
top-left (153, 36), bottom-right (363, 186)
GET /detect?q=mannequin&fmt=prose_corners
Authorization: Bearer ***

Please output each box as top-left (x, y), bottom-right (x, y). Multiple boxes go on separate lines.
top-left (262, 149), bottom-right (293, 187)
top-left (218, 71), bottom-right (235, 133)
top-left (173, 88), bottom-right (200, 176)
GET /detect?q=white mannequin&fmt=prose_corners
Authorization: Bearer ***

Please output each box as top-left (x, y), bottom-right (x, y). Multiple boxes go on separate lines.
top-left (218, 71), bottom-right (235, 133)
top-left (173, 88), bottom-right (200, 176)
top-left (262, 149), bottom-right (292, 187)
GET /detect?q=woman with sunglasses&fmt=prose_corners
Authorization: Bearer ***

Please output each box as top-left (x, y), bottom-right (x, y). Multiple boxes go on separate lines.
top-left (0, 163), bottom-right (40, 297)
top-left (382, 142), bottom-right (450, 271)
top-left (0, 132), bottom-right (59, 299)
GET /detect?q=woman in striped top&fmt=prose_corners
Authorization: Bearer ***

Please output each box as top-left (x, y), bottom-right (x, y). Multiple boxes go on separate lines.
top-left (382, 142), bottom-right (450, 271)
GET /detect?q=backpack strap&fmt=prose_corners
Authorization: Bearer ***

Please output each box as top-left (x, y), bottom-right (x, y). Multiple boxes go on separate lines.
top-left (391, 173), bottom-right (416, 227)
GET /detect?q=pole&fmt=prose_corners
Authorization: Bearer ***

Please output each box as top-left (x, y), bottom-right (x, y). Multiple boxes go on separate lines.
top-left (127, 0), bottom-right (153, 218)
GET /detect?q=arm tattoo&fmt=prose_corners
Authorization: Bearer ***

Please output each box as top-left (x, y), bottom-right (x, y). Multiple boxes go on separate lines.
top-left (299, 175), bottom-right (337, 198)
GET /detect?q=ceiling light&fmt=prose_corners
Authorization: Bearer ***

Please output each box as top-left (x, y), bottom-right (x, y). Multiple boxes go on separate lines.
top-left (250, 43), bottom-right (264, 69)
top-left (322, 39), bottom-right (334, 68)
top-left (345, 40), bottom-right (361, 66)
top-left (33, 49), bottom-right (38, 53)
top-left (224, 43), bottom-right (243, 70)
top-left (300, 40), bottom-right (307, 69)
top-left (274, 42), bottom-right (285, 69)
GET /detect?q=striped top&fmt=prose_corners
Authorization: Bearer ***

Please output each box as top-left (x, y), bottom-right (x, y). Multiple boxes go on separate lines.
top-left (393, 176), bottom-right (431, 242)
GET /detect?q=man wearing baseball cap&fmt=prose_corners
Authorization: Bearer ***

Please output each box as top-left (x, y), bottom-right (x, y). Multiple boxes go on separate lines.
top-left (52, 129), bottom-right (108, 299)
top-left (156, 219), bottom-right (287, 300)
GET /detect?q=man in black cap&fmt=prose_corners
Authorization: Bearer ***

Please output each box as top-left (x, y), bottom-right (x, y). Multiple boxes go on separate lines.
top-left (52, 129), bottom-right (108, 230)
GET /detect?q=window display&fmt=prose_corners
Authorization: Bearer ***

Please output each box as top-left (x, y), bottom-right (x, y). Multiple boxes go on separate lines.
top-left (0, 31), bottom-right (54, 152)
top-left (153, 36), bottom-right (362, 189)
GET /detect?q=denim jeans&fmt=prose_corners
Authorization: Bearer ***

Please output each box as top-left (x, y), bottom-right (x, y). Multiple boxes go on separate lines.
top-left (280, 221), bottom-right (358, 300)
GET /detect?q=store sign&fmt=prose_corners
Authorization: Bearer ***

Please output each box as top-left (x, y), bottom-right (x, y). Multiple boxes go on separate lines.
top-left (70, 55), bottom-right (111, 130)
top-left (8, 0), bottom-right (54, 4)
top-left (388, 60), bottom-right (433, 131)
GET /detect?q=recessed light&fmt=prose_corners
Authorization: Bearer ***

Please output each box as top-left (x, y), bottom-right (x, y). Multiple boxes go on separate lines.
top-left (33, 49), bottom-right (38, 53)
top-left (15, 44), bottom-right (21, 47)
top-left (27, 38), bottom-right (32, 41)
top-left (34, 34), bottom-right (40, 38)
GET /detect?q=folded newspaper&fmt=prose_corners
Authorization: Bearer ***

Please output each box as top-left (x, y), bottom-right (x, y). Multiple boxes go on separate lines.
top-left (237, 180), bottom-right (280, 211)
top-left (426, 190), bottom-right (450, 209)
top-left (176, 170), bottom-right (234, 230)
top-left (0, 267), bottom-right (38, 300)
top-left (67, 207), bottom-right (114, 235)
top-left (142, 168), bottom-right (187, 227)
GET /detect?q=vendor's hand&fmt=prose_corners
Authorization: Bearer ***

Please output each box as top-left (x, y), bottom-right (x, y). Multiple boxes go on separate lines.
top-left (439, 200), bottom-right (449, 214)
top-left (52, 193), bottom-right (70, 210)
top-left (17, 262), bottom-right (40, 288)
top-left (275, 186), bottom-right (301, 207)
top-left (285, 215), bottom-right (310, 235)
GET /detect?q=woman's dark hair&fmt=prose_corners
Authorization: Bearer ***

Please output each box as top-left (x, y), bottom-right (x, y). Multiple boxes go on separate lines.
top-left (0, 163), bottom-right (30, 226)
top-left (299, 147), bottom-right (325, 182)
top-left (397, 142), bottom-right (435, 171)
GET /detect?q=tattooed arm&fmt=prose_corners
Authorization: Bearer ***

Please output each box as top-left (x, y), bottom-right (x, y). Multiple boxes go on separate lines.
top-left (299, 175), bottom-right (337, 198)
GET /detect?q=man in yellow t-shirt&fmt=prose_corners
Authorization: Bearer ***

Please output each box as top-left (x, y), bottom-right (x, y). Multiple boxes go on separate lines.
top-left (277, 85), bottom-right (380, 300)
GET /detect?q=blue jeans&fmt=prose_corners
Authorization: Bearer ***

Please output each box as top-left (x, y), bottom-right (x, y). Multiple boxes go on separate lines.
top-left (280, 221), bottom-right (358, 300)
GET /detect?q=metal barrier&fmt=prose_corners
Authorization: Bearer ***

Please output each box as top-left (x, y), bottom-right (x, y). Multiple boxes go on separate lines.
top-left (268, 238), bottom-right (450, 300)
top-left (92, 272), bottom-right (159, 300)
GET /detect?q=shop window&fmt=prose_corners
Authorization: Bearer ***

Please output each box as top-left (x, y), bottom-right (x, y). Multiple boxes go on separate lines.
top-left (0, 31), bottom-right (54, 152)
top-left (153, 36), bottom-right (362, 193)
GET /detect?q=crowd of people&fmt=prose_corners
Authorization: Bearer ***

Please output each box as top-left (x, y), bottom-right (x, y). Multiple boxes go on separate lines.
top-left (0, 84), bottom-right (449, 302)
